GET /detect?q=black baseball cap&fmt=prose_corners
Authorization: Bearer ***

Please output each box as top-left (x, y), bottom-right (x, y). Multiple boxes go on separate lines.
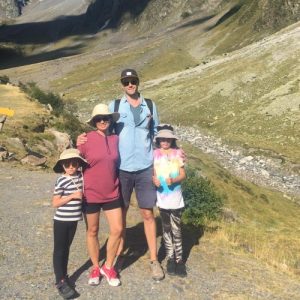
top-left (120, 69), bottom-right (139, 81)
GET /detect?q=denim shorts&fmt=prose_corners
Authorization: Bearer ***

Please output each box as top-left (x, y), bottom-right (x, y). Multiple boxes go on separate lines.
top-left (119, 167), bottom-right (157, 209)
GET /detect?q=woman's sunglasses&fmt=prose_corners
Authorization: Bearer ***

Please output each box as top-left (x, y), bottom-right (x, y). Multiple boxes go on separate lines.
top-left (121, 79), bottom-right (138, 86)
top-left (94, 116), bottom-right (111, 123)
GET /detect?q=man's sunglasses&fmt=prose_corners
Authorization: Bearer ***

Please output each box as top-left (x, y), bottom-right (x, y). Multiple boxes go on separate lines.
top-left (94, 116), bottom-right (111, 123)
top-left (121, 79), bottom-right (138, 86)
top-left (62, 159), bottom-right (79, 168)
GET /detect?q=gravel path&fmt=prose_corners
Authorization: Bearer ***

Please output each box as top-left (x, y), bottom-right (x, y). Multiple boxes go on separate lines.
top-left (1, 162), bottom-right (300, 299)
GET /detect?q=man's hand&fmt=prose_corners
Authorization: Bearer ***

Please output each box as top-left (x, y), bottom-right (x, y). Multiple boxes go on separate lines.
top-left (152, 176), bottom-right (161, 187)
top-left (76, 133), bottom-right (87, 146)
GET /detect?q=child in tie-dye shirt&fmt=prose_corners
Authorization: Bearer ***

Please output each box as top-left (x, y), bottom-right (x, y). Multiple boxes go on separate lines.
top-left (152, 125), bottom-right (187, 277)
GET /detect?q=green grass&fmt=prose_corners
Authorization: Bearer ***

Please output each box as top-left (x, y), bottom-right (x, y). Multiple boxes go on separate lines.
top-left (182, 141), bottom-right (300, 273)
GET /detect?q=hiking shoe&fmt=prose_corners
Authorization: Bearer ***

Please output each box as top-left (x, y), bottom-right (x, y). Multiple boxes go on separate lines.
top-left (88, 266), bottom-right (100, 286)
top-left (150, 260), bottom-right (164, 281)
top-left (56, 280), bottom-right (76, 299)
top-left (166, 258), bottom-right (176, 276)
top-left (100, 264), bottom-right (121, 287)
top-left (176, 260), bottom-right (187, 277)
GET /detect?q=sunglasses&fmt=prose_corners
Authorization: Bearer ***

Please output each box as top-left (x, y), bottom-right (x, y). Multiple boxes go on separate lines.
top-left (121, 79), bottom-right (138, 86)
top-left (94, 116), bottom-right (111, 123)
top-left (62, 159), bottom-right (79, 168)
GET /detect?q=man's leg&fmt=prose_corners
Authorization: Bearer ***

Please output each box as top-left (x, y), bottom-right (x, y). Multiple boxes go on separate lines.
top-left (135, 167), bottom-right (164, 280)
top-left (140, 207), bottom-right (157, 261)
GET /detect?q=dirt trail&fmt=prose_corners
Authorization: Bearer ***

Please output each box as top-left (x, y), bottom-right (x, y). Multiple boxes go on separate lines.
top-left (1, 162), bottom-right (300, 299)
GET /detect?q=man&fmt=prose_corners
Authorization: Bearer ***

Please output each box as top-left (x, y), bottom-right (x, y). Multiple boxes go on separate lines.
top-left (78, 69), bottom-right (164, 281)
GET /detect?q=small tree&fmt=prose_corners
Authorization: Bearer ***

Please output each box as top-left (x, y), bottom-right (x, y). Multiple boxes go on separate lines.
top-left (182, 168), bottom-right (223, 227)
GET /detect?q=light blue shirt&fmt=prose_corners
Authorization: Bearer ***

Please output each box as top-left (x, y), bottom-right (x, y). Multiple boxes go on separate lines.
top-left (108, 94), bottom-right (159, 172)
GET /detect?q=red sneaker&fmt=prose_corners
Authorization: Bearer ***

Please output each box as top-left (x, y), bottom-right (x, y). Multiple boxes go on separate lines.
top-left (100, 264), bottom-right (121, 287)
top-left (88, 266), bottom-right (100, 286)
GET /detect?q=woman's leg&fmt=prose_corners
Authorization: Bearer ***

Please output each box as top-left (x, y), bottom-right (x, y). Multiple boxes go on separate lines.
top-left (116, 206), bottom-right (128, 256)
top-left (104, 207), bottom-right (123, 268)
top-left (86, 212), bottom-right (100, 268)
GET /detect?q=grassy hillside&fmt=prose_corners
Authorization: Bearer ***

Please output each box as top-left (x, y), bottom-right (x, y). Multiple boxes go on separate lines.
top-left (183, 141), bottom-right (300, 274)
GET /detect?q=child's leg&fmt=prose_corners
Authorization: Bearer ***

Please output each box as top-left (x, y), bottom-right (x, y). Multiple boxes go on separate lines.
top-left (53, 220), bottom-right (70, 284)
top-left (159, 209), bottom-right (174, 259)
top-left (62, 221), bottom-right (78, 278)
top-left (170, 209), bottom-right (183, 262)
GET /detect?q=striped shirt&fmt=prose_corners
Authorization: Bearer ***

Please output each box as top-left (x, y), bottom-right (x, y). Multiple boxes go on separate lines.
top-left (53, 172), bottom-right (83, 221)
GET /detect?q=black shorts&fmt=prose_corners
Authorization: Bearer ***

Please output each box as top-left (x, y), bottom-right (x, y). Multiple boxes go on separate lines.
top-left (83, 199), bottom-right (122, 214)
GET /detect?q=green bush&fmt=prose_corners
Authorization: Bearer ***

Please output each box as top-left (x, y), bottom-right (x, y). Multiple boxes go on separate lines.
top-left (182, 168), bottom-right (223, 227)
top-left (19, 82), bottom-right (64, 115)
top-left (19, 81), bottom-right (87, 142)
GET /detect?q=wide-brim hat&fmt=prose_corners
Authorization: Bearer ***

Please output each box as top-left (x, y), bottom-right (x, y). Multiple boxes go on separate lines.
top-left (154, 129), bottom-right (178, 142)
top-left (53, 148), bottom-right (88, 173)
top-left (120, 68), bottom-right (139, 81)
top-left (86, 103), bottom-right (120, 127)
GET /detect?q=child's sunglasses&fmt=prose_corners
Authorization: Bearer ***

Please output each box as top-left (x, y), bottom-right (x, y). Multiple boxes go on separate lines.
top-left (62, 159), bottom-right (79, 168)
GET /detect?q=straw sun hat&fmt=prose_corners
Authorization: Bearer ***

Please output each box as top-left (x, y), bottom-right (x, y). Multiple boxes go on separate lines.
top-left (86, 104), bottom-right (120, 127)
top-left (53, 148), bottom-right (88, 173)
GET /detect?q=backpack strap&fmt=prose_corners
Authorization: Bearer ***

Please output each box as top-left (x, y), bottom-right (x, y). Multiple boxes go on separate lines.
top-left (114, 99), bottom-right (121, 112)
top-left (113, 98), bottom-right (154, 140)
top-left (145, 98), bottom-right (154, 141)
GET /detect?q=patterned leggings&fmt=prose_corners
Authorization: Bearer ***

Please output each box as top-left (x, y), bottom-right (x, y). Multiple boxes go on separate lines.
top-left (159, 208), bottom-right (183, 261)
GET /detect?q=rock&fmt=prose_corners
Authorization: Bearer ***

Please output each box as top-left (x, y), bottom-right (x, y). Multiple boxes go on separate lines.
top-left (46, 129), bottom-right (72, 152)
top-left (21, 154), bottom-right (47, 166)
top-left (260, 170), bottom-right (270, 178)
top-left (6, 137), bottom-right (25, 151)
top-left (239, 156), bottom-right (253, 164)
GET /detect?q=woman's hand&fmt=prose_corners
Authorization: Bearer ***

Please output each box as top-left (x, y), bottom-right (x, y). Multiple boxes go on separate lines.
top-left (152, 176), bottom-right (161, 187)
top-left (76, 133), bottom-right (87, 146)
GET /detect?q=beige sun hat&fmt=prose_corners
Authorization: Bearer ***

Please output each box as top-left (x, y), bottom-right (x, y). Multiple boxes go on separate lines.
top-left (86, 103), bottom-right (120, 127)
top-left (53, 148), bottom-right (88, 173)
top-left (154, 129), bottom-right (178, 142)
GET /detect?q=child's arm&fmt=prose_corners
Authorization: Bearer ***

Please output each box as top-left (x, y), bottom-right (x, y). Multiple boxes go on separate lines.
top-left (52, 191), bottom-right (82, 208)
top-left (152, 168), bottom-right (161, 187)
top-left (166, 167), bottom-right (186, 185)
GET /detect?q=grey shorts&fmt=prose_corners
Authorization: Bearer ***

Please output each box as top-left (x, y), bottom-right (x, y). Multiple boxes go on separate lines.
top-left (119, 167), bottom-right (157, 209)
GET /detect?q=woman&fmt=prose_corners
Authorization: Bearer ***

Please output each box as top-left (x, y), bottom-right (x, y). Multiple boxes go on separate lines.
top-left (77, 104), bottom-right (122, 287)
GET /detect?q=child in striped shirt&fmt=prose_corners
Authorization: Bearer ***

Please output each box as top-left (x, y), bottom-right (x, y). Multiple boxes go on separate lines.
top-left (52, 148), bottom-right (87, 299)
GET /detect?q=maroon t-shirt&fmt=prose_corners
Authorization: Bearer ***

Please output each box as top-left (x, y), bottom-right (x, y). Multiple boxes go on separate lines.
top-left (78, 131), bottom-right (120, 203)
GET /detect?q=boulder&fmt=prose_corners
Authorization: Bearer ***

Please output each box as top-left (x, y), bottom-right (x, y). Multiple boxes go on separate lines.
top-left (21, 154), bottom-right (47, 167)
top-left (46, 129), bottom-right (72, 152)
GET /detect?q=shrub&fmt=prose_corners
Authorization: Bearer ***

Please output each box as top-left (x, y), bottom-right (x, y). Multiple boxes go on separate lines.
top-left (182, 168), bottom-right (223, 227)
top-left (19, 82), bottom-right (64, 115)
top-left (0, 75), bottom-right (9, 84)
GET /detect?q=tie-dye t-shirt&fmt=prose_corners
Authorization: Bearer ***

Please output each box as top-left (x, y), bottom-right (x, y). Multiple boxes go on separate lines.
top-left (153, 148), bottom-right (185, 209)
